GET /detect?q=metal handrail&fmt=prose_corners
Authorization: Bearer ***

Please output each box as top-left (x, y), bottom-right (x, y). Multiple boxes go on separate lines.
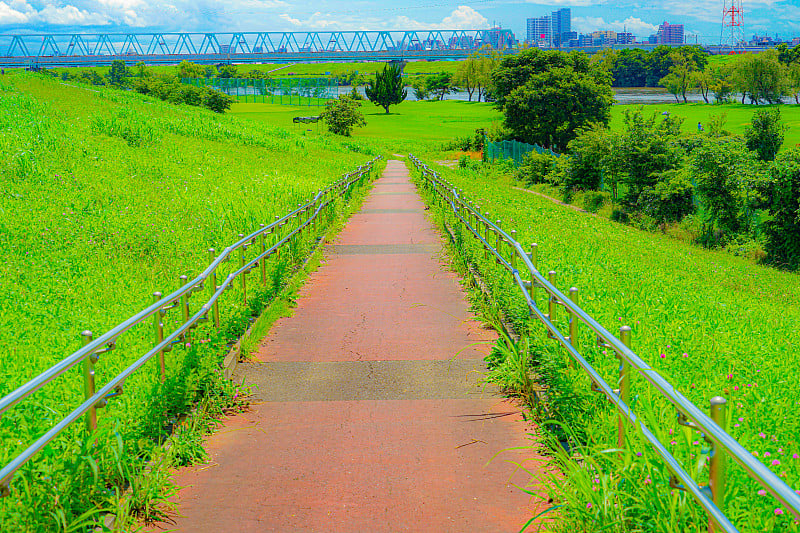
top-left (409, 154), bottom-right (800, 531)
top-left (0, 157), bottom-right (380, 496)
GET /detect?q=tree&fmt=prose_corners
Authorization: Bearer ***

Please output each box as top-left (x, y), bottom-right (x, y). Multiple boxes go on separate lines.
top-left (178, 60), bottom-right (204, 79)
top-left (474, 45), bottom-right (501, 102)
top-left (107, 60), bottom-right (128, 86)
top-left (693, 69), bottom-right (713, 103)
top-left (646, 45), bottom-right (707, 87)
top-left (657, 49), bottom-right (698, 103)
top-left (690, 137), bottom-right (755, 240)
top-left (611, 49), bottom-right (648, 87)
top-left (365, 63), bottom-right (407, 113)
top-left (425, 72), bottom-right (455, 100)
top-left (709, 67), bottom-right (734, 103)
top-left (787, 62), bottom-right (800, 104)
top-left (732, 50), bottom-right (787, 104)
top-left (618, 108), bottom-right (684, 204)
top-left (744, 107), bottom-right (785, 161)
top-left (761, 148), bottom-right (800, 269)
top-left (319, 95), bottom-right (366, 136)
top-left (134, 61), bottom-right (151, 78)
top-left (492, 48), bottom-right (613, 151)
top-left (454, 59), bottom-right (479, 101)
top-left (202, 90), bottom-right (234, 113)
top-left (217, 64), bottom-right (238, 79)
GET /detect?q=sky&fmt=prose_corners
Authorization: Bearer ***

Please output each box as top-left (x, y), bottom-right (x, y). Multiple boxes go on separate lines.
top-left (0, 0), bottom-right (797, 45)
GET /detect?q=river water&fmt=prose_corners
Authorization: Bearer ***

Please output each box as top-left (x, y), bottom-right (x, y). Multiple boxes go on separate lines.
top-left (339, 85), bottom-right (707, 104)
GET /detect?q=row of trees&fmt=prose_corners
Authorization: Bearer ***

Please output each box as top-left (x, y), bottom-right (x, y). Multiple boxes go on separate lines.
top-left (44, 60), bottom-right (234, 113)
top-left (595, 45), bottom-right (800, 105)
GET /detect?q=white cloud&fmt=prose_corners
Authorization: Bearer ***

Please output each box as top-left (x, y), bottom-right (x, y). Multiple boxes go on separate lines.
top-left (573, 15), bottom-right (658, 37)
top-left (0, 2), bottom-right (30, 24)
top-left (38, 4), bottom-right (109, 25)
top-left (394, 6), bottom-right (489, 30)
top-left (442, 6), bottom-right (489, 29)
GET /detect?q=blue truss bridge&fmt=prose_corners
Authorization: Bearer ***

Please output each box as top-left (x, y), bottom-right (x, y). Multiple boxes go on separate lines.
top-left (0, 29), bottom-right (516, 68)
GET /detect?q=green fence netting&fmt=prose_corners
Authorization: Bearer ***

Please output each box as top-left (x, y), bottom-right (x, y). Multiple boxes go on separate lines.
top-left (485, 138), bottom-right (559, 165)
top-left (181, 77), bottom-right (339, 106)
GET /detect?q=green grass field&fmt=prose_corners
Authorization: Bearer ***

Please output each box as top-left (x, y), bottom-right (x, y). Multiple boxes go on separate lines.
top-left (230, 99), bottom-right (501, 152)
top-left (0, 71), bottom-right (381, 530)
top-left (611, 102), bottom-right (800, 148)
top-left (415, 160), bottom-right (800, 530)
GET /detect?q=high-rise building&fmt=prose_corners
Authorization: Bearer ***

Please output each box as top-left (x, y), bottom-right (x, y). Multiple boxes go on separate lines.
top-left (657, 22), bottom-right (684, 44)
top-left (527, 16), bottom-right (551, 46)
top-left (551, 8), bottom-right (571, 47)
top-left (617, 32), bottom-right (635, 44)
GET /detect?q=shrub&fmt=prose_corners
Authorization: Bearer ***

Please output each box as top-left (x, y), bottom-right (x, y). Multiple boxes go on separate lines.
top-left (610, 208), bottom-right (630, 223)
top-left (636, 169), bottom-right (695, 223)
top-left (518, 151), bottom-right (558, 186)
top-left (319, 95), bottom-right (367, 136)
top-left (744, 107), bottom-right (785, 162)
top-left (761, 148), bottom-right (800, 269)
top-left (582, 190), bottom-right (610, 213)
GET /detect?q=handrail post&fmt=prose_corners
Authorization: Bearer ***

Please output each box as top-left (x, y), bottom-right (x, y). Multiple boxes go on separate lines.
top-left (153, 292), bottom-right (165, 383)
top-left (259, 224), bottom-right (267, 286)
top-left (708, 396), bottom-right (728, 533)
top-left (510, 230), bottom-right (517, 270)
top-left (568, 287), bottom-right (578, 369)
top-left (547, 271), bottom-right (556, 324)
top-left (618, 325), bottom-right (632, 453)
top-left (495, 220), bottom-right (502, 263)
top-left (239, 234), bottom-right (247, 306)
top-left (81, 331), bottom-right (97, 433)
top-left (483, 212), bottom-right (490, 260)
top-left (179, 275), bottom-right (190, 344)
top-left (208, 249), bottom-right (220, 330)
top-left (530, 243), bottom-right (538, 270)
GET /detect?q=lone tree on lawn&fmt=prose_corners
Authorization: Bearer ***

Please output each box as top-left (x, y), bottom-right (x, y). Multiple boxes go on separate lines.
top-left (365, 63), bottom-right (407, 114)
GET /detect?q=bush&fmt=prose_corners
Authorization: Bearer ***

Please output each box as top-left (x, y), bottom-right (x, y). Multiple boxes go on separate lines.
top-left (582, 190), bottom-right (610, 213)
top-left (517, 151), bottom-right (558, 186)
top-left (761, 148), bottom-right (800, 269)
top-left (319, 95), bottom-right (366, 136)
top-left (610, 208), bottom-right (630, 223)
top-left (442, 136), bottom-right (473, 152)
top-left (636, 169), bottom-right (695, 223)
top-left (745, 107), bottom-right (785, 162)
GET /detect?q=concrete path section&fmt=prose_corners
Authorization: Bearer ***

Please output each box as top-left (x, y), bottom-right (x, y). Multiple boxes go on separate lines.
top-left (158, 160), bottom-right (550, 532)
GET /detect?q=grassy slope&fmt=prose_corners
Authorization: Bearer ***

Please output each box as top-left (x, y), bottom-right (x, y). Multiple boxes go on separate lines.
top-left (420, 163), bottom-right (800, 529)
top-left (0, 72), bottom-right (379, 529)
top-left (611, 102), bottom-right (800, 148)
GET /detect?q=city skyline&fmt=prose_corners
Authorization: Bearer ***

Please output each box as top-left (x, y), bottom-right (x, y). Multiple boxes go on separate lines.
top-left (0, 1), bottom-right (798, 46)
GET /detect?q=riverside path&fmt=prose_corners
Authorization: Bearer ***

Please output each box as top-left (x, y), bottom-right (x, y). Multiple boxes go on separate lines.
top-left (158, 160), bottom-right (549, 532)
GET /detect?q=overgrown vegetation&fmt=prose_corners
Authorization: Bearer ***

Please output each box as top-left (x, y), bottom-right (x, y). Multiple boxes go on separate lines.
top-left (515, 105), bottom-right (799, 270)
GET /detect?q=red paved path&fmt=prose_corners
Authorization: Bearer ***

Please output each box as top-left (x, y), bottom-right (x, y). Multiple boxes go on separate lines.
top-left (156, 161), bottom-right (548, 532)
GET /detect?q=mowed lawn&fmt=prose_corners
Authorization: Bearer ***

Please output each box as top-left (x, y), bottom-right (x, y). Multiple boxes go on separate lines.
top-left (611, 102), bottom-right (800, 148)
top-left (230, 99), bottom-right (502, 149)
